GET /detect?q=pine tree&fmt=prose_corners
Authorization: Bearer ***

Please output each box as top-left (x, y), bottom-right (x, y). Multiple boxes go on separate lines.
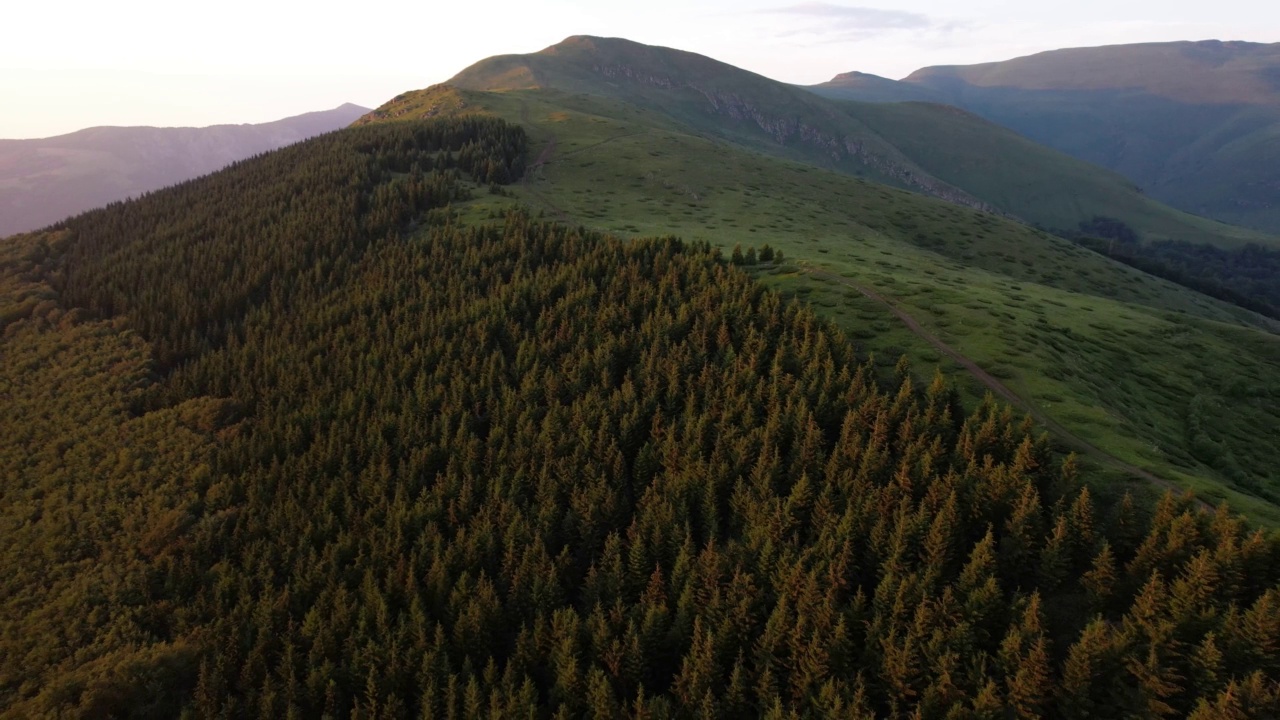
top-left (1059, 617), bottom-right (1116, 719)
top-left (1081, 542), bottom-right (1118, 613)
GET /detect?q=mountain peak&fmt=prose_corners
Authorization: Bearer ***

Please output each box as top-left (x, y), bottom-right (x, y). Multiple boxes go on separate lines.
top-left (811, 71), bottom-right (942, 103)
top-left (829, 71), bottom-right (879, 82)
top-left (449, 35), bottom-right (780, 96)
top-left (823, 71), bottom-right (907, 88)
top-left (540, 35), bottom-right (680, 56)
top-left (540, 34), bottom-right (624, 53)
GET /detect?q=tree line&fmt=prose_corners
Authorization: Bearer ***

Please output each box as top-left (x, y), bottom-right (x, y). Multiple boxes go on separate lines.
top-left (1073, 216), bottom-right (1280, 320)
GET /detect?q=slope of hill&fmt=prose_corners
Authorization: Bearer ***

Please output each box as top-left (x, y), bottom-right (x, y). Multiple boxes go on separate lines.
top-left (4, 108), bottom-right (1280, 718)
top-left (444, 36), bottom-right (997, 213)
top-left (834, 100), bottom-right (1276, 246)
top-left (810, 41), bottom-right (1280, 234)
top-left (362, 64), bottom-right (1280, 523)
top-left (0, 103), bottom-right (369, 236)
top-left (432, 36), bottom-right (1277, 249)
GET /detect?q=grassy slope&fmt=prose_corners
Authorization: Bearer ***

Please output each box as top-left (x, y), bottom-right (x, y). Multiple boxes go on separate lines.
top-left (445, 37), bottom-right (987, 207)
top-left (436, 36), bottom-right (1279, 250)
top-left (366, 86), bottom-right (1280, 525)
top-left (1156, 105), bottom-right (1280, 231)
top-left (839, 101), bottom-right (1275, 246)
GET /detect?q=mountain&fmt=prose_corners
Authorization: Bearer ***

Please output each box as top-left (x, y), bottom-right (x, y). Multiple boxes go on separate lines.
top-left (810, 41), bottom-right (1280, 234)
top-left (443, 35), bottom-right (994, 210)
top-left (0, 103), bottom-right (369, 236)
top-left (904, 40), bottom-right (1280, 104)
top-left (362, 36), bottom-right (1280, 520)
top-left (815, 70), bottom-right (945, 103)
top-left (4, 82), bottom-right (1279, 718)
top-left (418, 36), bottom-right (1275, 249)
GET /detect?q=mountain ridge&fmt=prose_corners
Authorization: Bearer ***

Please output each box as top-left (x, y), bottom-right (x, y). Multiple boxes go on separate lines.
top-left (19, 103), bottom-right (371, 139)
top-left (418, 35), bottom-right (1275, 248)
top-left (810, 40), bottom-right (1280, 233)
top-left (444, 35), bottom-right (1002, 212)
top-left (0, 103), bottom-right (370, 236)
top-left (901, 40), bottom-right (1280, 104)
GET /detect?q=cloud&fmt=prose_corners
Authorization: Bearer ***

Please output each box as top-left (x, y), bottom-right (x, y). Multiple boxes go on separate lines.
top-left (765, 3), bottom-right (932, 32)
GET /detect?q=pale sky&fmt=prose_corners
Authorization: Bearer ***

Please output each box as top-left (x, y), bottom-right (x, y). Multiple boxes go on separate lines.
top-left (3, 0), bottom-right (1277, 139)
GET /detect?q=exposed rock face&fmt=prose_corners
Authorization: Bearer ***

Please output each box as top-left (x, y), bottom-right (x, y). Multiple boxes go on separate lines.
top-left (844, 139), bottom-right (1000, 214)
top-left (693, 87), bottom-right (807, 145)
top-left (594, 64), bottom-right (676, 89)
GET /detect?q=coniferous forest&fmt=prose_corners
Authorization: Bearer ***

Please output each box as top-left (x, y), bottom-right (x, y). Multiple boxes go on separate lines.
top-left (2, 117), bottom-right (1279, 718)
top-left (1073, 218), bottom-right (1280, 320)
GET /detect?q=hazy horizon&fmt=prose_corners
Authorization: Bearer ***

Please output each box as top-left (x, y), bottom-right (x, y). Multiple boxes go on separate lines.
top-left (0, 101), bottom-right (372, 141)
top-left (5, 0), bottom-right (1279, 139)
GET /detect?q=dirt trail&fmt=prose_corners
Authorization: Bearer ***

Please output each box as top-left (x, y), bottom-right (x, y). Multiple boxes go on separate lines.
top-left (555, 131), bottom-right (648, 161)
top-left (805, 267), bottom-right (1203, 503)
top-left (517, 101), bottom-right (570, 224)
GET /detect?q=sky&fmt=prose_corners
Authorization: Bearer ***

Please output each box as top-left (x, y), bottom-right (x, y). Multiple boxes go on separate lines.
top-left (3, 0), bottom-right (1278, 139)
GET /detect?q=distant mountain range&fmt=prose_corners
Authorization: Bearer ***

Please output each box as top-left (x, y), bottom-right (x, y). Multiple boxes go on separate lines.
top-left (810, 41), bottom-right (1280, 234)
top-left (0, 103), bottom-right (369, 236)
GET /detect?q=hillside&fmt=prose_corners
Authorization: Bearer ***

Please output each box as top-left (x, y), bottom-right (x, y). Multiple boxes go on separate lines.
top-left (4, 106), bottom-right (1280, 717)
top-left (363, 59), bottom-right (1280, 524)
top-left (833, 101), bottom-right (1274, 245)
top-left (419, 36), bottom-right (1278, 249)
top-left (0, 103), bottom-right (369, 236)
top-left (444, 36), bottom-right (996, 212)
top-left (810, 41), bottom-right (1280, 234)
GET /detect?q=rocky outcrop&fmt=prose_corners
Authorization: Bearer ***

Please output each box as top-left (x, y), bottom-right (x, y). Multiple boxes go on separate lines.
top-left (593, 64), bottom-right (676, 89)
top-left (841, 137), bottom-right (999, 213)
